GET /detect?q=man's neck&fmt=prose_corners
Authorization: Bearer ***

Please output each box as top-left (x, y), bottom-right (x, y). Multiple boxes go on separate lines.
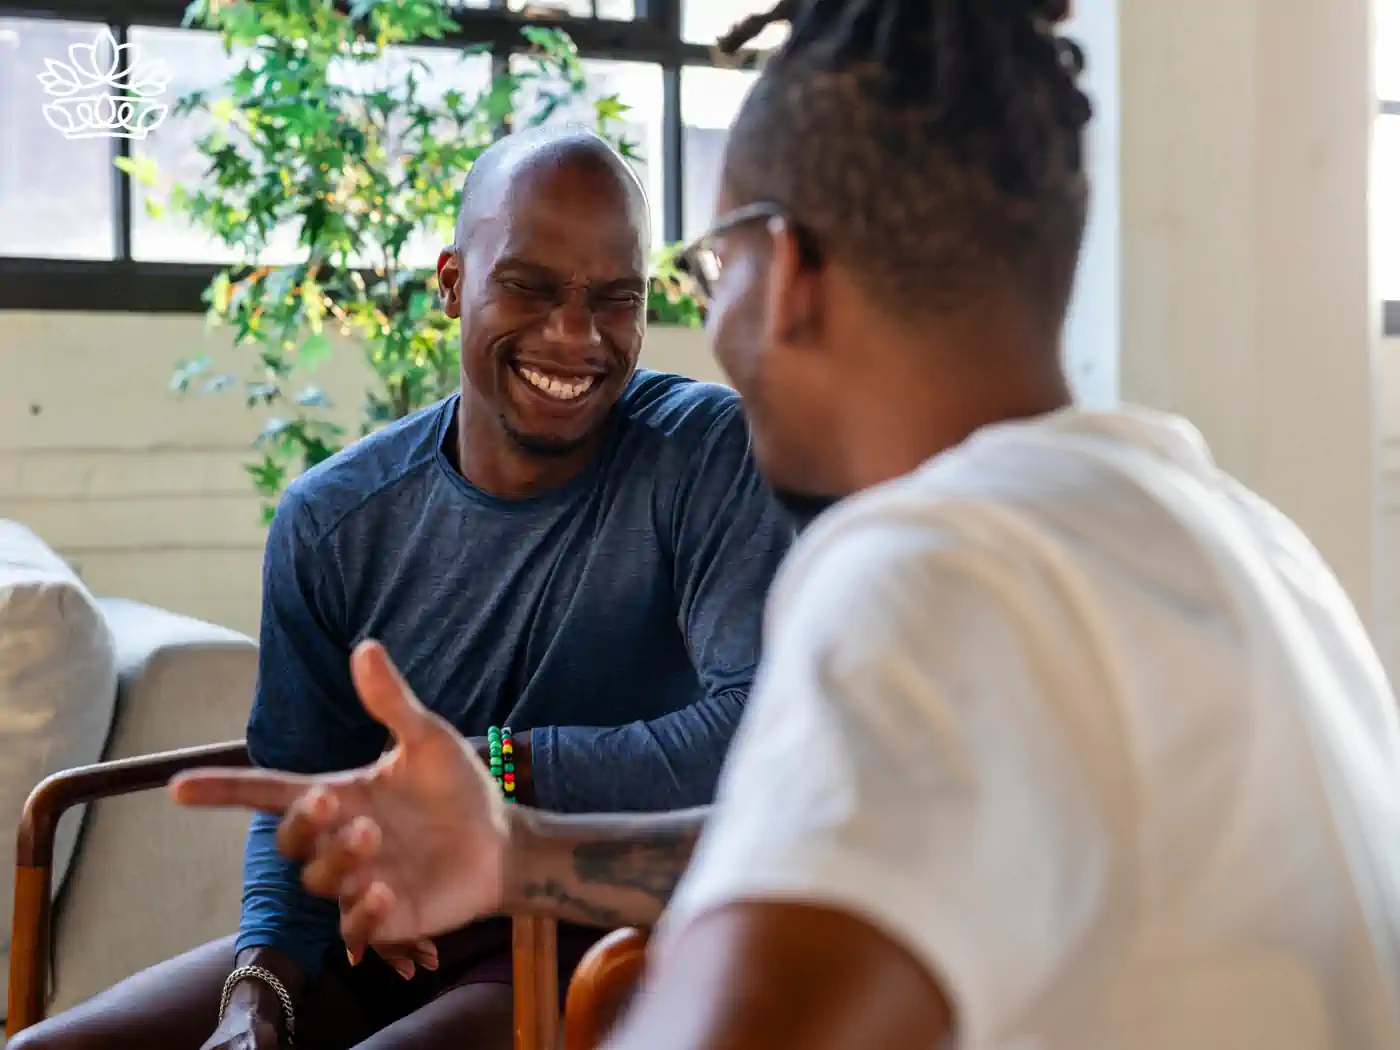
top-left (837, 359), bottom-right (1073, 494)
top-left (818, 284), bottom-right (1074, 494)
top-left (451, 396), bottom-right (605, 499)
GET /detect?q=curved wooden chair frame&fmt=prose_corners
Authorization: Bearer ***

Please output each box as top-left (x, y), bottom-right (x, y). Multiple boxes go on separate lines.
top-left (5, 741), bottom-right (560, 1050)
top-left (562, 926), bottom-right (651, 1050)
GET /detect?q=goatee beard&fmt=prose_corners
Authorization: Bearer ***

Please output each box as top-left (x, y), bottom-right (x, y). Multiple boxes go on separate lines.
top-left (502, 418), bottom-right (589, 458)
top-left (772, 488), bottom-right (845, 533)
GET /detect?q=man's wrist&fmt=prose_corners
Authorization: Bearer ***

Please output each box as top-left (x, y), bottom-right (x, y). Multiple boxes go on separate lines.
top-left (226, 947), bottom-right (305, 1032)
top-left (473, 728), bottom-right (536, 806)
top-left (511, 729), bottom-right (535, 805)
top-left (224, 975), bottom-right (282, 1022)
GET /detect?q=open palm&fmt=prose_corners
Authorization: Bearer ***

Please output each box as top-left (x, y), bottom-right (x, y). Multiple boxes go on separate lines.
top-left (171, 641), bottom-right (508, 954)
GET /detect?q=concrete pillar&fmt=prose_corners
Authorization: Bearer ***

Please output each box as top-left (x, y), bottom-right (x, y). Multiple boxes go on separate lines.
top-left (1116, 0), bottom-right (1381, 629)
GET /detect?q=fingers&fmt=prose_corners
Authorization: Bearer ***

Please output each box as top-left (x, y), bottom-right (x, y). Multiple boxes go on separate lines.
top-left (274, 785), bottom-right (343, 863)
top-left (341, 880), bottom-right (397, 960)
top-left (363, 939), bottom-right (438, 980)
top-left (410, 940), bottom-right (439, 971)
top-left (350, 640), bottom-right (435, 746)
top-left (301, 814), bottom-right (381, 898)
top-left (169, 768), bottom-right (311, 814)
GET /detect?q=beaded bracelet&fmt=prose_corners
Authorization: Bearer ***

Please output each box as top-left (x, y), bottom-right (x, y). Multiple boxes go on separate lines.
top-left (486, 725), bottom-right (517, 804)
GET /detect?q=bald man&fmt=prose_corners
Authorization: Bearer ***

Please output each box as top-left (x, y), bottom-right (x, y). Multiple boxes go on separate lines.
top-left (9, 130), bottom-right (792, 1050)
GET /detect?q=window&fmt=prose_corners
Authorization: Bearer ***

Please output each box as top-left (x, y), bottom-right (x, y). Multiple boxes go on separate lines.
top-left (1379, 117), bottom-right (1400, 304)
top-left (1378, 0), bottom-right (1399, 104)
top-left (126, 28), bottom-right (494, 267)
top-left (681, 66), bottom-right (757, 238)
top-left (511, 55), bottom-right (666, 246)
top-left (1380, 0), bottom-right (1400, 309)
top-left (124, 26), bottom-right (291, 265)
top-left (0, 1), bottom-right (786, 312)
top-left (0, 17), bottom-right (116, 259)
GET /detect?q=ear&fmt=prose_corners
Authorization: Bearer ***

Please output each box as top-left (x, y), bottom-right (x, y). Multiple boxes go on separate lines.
top-left (762, 217), bottom-right (820, 351)
top-left (437, 247), bottom-right (463, 320)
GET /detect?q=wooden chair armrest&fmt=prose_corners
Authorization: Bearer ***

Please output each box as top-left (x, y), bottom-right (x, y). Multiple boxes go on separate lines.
top-left (5, 741), bottom-right (563, 1050)
top-left (563, 927), bottom-right (651, 1050)
top-left (7, 740), bottom-right (250, 1037)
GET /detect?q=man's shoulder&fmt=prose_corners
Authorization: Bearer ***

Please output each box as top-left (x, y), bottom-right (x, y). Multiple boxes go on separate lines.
top-left (279, 397), bottom-right (450, 544)
top-left (617, 369), bottom-right (744, 447)
top-left (763, 462), bottom-right (1055, 648)
top-left (768, 405), bottom-right (1235, 646)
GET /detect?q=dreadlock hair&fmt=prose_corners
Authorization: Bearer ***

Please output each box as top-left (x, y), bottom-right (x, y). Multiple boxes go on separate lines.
top-left (717, 0), bottom-right (1093, 324)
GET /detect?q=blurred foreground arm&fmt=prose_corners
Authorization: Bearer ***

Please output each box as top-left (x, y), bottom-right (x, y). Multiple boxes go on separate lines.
top-left (602, 902), bottom-right (951, 1050)
top-left (170, 640), bottom-right (706, 950)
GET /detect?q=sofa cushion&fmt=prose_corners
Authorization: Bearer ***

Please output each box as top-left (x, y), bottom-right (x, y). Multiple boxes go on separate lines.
top-left (0, 520), bottom-right (119, 1015)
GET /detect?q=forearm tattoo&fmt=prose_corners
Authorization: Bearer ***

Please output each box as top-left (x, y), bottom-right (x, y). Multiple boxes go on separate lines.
top-left (520, 877), bottom-right (626, 927)
top-left (515, 809), bottom-right (707, 928)
top-left (571, 829), bottom-right (701, 905)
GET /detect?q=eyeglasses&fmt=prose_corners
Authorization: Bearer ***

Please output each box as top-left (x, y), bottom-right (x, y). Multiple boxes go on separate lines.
top-left (673, 201), bottom-right (822, 305)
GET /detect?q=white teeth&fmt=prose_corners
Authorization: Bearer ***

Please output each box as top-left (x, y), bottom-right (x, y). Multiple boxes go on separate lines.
top-left (518, 366), bottom-right (595, 401)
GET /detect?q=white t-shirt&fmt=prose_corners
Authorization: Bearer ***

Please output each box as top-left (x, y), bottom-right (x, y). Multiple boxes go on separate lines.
top-left (660, 406), bottom-right (1400, 1050)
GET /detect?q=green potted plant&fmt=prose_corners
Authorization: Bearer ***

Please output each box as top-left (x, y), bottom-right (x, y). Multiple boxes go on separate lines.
top-left (124, 0), bottom-right (701, 522)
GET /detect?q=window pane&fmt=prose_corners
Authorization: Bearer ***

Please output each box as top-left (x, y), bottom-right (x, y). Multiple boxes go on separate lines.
top-left (682, 1), bottom-right (789, 50)
top-left (126, 27), bottom-right (296, 264)
top-left (681, 66), bottom-right (757, 239)
top-left (0, 17), bottom-right (115, 259)
top-left (127, 27), bottom-right (491, 267)
top-left (506, 0), bottom-right (636, 18)
top-left (1377, 115), bottom-right (1400, 302)
top-left (594, 0), bottom-right (637, 18)
top-left (510, 57), bottom-right (665, 246)
top-left (1379, 0), bottom-right (1400, 102)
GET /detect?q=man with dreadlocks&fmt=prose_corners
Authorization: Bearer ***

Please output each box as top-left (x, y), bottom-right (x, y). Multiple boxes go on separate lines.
top-left (171, 1), bottom-right (1400, 1047)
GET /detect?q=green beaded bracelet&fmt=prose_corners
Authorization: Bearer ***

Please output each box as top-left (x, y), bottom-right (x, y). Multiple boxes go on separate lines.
top-left (486, 725), bottom-right (516, 803)
top-left (500, 726), bottom-right (516, 803)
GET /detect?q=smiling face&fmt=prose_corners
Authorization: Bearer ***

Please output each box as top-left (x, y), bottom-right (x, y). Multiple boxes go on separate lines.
top-left (439, 151), bottom-right (649, 460)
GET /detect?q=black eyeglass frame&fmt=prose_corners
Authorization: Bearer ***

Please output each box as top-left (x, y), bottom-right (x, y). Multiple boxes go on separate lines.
top-left (673, 201), bottom-right (823, 306)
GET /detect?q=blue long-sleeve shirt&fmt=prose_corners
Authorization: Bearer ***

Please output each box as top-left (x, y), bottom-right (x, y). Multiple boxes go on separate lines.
top-left (235, 370), bottom-right (792, 978)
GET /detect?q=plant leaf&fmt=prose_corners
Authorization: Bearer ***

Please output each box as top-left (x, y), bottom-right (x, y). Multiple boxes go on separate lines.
top-left (299, 332), bottom-right (331, 369)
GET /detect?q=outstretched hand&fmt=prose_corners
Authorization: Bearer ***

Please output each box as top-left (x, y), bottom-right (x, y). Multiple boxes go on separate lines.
top-left (170, 640), bottom-right (508, 960)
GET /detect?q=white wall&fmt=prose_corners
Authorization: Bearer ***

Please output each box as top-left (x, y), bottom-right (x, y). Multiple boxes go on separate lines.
top-left (4, 312), bottom-right (1400, 653)
top-left (1116, 0), bottom-right (1382, 635)
top-left (0, 313), bottom-right (722, 637)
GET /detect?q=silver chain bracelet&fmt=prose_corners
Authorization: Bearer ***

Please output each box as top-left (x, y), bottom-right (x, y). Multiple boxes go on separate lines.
top-left (219, 964), bottom-right (296, 1045)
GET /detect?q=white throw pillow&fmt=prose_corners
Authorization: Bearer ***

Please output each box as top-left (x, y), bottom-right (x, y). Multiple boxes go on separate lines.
top-left (0, 520), bottom-right (119, 1012)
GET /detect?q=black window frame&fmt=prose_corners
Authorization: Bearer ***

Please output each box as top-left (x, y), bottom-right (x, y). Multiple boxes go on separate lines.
top-left (0, 0), bottom-right (768, 312)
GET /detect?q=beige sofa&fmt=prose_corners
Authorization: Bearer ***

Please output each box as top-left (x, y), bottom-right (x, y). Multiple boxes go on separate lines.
top-left (47, 598), bottom-right (256, 1013)
top-left (3, 595), bottom-right (256, 1042)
